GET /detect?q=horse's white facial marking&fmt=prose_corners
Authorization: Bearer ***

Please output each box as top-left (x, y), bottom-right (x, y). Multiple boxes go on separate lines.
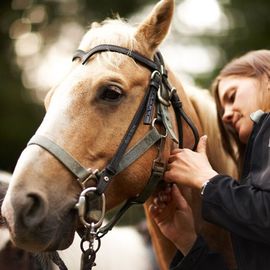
top-left (37, 73), bottom-right (78, 141)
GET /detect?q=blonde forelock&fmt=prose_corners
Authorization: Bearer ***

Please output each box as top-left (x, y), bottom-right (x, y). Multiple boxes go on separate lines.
top-left (78, 19), bottom-right (139, 69)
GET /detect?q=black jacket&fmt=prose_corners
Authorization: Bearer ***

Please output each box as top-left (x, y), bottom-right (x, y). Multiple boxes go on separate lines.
top-left (170, 113), bottom-right (270, 270)
top-left (170, 236), bottom-right (228, 270)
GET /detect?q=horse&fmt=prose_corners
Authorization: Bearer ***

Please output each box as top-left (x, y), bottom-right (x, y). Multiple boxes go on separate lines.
top-left (1, 0), bottom-right (237, 269)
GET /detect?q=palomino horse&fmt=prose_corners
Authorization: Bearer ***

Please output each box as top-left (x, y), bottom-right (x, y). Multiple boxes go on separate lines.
top-left (2, 0), bottom-right (237, 269)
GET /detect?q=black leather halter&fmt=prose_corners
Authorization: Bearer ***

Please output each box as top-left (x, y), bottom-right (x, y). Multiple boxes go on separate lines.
top-left (28, 44), bottom-right (199, 270)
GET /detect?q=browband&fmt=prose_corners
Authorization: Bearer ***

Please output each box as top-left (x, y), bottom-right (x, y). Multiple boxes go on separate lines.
top-left (72, 44), bottom-right (160, 71)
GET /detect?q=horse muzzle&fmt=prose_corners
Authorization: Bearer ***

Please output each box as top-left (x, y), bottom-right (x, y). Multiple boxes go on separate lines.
top-left (2, 189), bottom-right (76, 252)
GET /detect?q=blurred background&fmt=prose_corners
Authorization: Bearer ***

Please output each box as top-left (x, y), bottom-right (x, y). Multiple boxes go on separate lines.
top-left (1, 0), bottom-right (270, 174)
top-left (0, 1), bottom-right (270, 267)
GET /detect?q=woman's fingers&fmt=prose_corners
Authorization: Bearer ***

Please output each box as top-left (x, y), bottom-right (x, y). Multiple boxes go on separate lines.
top-left (170, 148), bottom-right (183, 155)
top-left (167, 151), bottom-right (182, 163)
top-left (171, 184), bottom-right (188, 210)
top-left (149, 186), bottom-right (173, 215)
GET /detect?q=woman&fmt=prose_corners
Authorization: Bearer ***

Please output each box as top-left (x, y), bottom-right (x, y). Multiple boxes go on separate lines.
top-left (150, 50), bottom-right (270, 270)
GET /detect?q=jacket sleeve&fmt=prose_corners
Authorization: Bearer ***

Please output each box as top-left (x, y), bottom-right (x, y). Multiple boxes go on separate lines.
top-left (170, 235), bottom-right (228, 270)
top-left (202, 175), bottom-right (270, 244)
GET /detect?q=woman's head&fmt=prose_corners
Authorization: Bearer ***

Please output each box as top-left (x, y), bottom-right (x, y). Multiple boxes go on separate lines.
top-left (212, 50), bottom-right (270, 162)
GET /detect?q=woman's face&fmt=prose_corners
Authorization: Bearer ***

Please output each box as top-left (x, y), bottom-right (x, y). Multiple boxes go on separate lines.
top-left (218, 75), bottom-right (261, 144)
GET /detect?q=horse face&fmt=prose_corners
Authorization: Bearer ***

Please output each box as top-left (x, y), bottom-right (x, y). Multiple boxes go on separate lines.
top-left (2, 0), bottom-right (174, 252)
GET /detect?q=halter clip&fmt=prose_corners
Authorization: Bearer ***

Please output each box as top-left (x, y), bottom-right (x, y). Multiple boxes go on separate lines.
top-left (75, 187), bottom-right (106, 229)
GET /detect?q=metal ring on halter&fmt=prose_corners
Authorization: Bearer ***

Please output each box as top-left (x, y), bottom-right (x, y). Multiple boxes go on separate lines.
top-left (151, 118), bottom-right (168, 138)
top-left (75, 187), bottom-right (106, 228)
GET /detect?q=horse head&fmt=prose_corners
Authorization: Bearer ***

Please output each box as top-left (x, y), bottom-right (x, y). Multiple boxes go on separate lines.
top-left (3, 0), bottom-right (196, 252)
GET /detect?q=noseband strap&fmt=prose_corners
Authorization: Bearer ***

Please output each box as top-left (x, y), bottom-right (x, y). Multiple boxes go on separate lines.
top-left (28, 135), bottom-right (90, 182)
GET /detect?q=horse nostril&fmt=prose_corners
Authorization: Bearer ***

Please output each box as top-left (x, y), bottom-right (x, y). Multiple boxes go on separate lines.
top-left (21, 193), bottom-right (48, 228)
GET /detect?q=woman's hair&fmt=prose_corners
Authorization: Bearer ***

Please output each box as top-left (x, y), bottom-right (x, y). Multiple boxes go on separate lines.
top-left (211, 50), bottom-right (270, 171)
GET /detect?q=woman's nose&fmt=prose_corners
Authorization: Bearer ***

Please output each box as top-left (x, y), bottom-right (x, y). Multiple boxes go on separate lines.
top-left (222, 107), bottom-right (233, 124)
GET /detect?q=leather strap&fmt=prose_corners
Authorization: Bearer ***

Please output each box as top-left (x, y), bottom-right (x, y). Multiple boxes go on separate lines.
top-left (98, 151), bottom-right (165, 237)
top-left (73, 44), bottom-right (159, 71)
top-left (28, 135), bottom-right (90, 182)
top-left (115, 127), bottom-right (163, 174)
top-left (96, 72), bottom-right (162, 194)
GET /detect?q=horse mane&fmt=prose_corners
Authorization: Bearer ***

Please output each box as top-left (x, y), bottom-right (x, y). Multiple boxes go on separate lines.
top-left (184, 85), bottom-right (238, 177)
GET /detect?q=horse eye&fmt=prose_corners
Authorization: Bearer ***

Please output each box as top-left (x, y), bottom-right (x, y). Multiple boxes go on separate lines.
top-left (99, 85), bottom-right (123, 102)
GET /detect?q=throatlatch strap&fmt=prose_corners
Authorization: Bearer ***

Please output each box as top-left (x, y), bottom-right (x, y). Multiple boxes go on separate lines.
top-left (171, 91), bottom-right (199, 150)
top-left (28, 135), bottom-right (90, 181)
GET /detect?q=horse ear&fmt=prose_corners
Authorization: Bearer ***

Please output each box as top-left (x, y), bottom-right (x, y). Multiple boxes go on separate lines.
top-left (135, 0), bottom-right (174, 54)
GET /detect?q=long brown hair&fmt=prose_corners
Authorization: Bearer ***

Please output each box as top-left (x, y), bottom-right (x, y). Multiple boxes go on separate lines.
top-left (211, 50), bottom-right (270, 172)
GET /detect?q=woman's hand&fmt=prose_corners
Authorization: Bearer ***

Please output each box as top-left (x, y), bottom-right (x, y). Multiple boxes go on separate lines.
top-left (164, 136), bottom-right (218, 189)
top-left (149, 184), bottom-right (197, 255)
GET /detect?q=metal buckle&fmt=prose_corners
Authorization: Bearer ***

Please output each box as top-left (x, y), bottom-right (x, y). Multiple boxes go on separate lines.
top-left (78, 168), bottom-right (99, 189)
